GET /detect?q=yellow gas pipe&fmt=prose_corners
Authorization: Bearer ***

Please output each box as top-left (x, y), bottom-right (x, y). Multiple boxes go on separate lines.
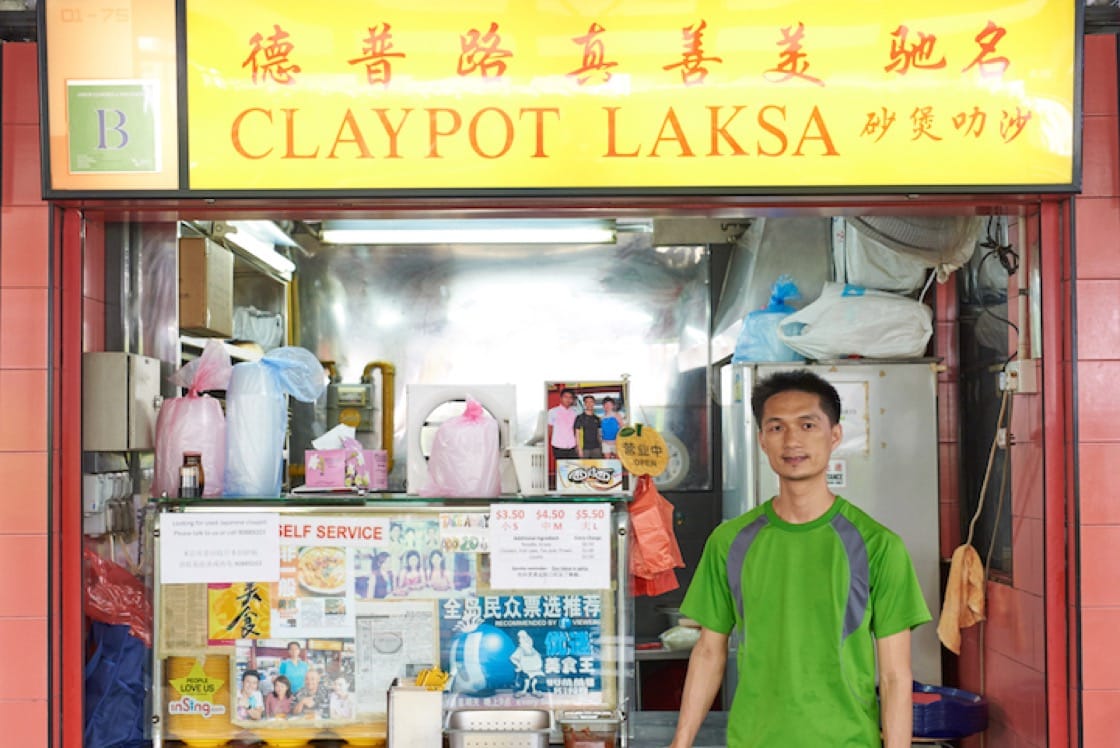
top-left (362, 361), bottom-right (396, 473)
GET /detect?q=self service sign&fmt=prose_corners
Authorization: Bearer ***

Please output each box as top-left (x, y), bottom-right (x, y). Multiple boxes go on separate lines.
top-left (42, 0), bottom-right (1079, 196)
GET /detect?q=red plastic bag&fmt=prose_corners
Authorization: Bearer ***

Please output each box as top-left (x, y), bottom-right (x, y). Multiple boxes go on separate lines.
top-left (84, 547), bottom-right (152, 648)
top-left (421, 396), bottom-right (501, 497)
top-left (629, 475), bottom-right (685, 596)
top-left (153, 340), bottom-right (233, 498)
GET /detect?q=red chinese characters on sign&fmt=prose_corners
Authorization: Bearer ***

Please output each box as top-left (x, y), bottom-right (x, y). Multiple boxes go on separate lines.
top-left (862, 105), bottom-right (1031, 144)
top-left (953, 107), bottom-right (987, 137)
top-left (884, 25), bottom-right (946, 74)
top-left (962, 20), bottom-right (1010, 79)
top-left (1000, 108), bottom-right (1031, 143)
top-left (243, 23), bottom-right (302, 84)
top-left (348, 23), bottom-right (406, 87)
top-left (662, 19), bottom-right (722, 86)
top-left (909, 106), bottom-right (943, 140)
top-left (458, 21), bottom-right (512, 79)
top-left (568, 23), bottom-right (619, 85)
top-left (861, 108), bottom-right (897, 143)
top-left (764, 22), bottom-right (824, 87)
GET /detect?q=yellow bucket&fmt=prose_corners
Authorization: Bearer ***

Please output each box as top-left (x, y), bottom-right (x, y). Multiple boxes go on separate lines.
top-left (164, 655), bottom-right (233, 747)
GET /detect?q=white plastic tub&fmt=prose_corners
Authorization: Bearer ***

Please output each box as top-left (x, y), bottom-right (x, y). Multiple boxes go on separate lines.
top-left (445, 708), bottom-right (551, 748)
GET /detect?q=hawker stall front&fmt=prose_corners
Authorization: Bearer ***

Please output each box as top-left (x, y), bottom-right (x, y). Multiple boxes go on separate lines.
top-left (23, 1), bottom-right (1086, 746)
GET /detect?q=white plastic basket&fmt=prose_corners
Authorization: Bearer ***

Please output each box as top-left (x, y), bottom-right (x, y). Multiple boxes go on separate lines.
top-left (509, 446), bottom-right (547, 496)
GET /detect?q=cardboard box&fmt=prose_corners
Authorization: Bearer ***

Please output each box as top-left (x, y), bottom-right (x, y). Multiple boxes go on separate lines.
top-left (305, 447), bottom-right (388, 490)
top-left (179, 237), bottom-right (234, 337)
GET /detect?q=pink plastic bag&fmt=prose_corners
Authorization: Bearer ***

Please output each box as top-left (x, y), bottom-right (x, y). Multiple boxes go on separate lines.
top-left (152, 340), bottom-right (233, 498)
top-left (421, 397), bottom-right (501, 497)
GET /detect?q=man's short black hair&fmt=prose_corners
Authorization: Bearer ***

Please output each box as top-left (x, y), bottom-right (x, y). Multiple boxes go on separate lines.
top-left (560, 388), bottom-right (575, 398)
top-left (242, 669), bottom-right (261, 683)
top-left (750, 370), bottom-right (842, 426)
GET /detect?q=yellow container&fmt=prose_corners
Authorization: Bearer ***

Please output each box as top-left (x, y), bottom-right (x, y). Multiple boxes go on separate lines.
top-left (334, 720), bottom-right (388, 747)
top-left (164, 655), bottom-right (232, 747)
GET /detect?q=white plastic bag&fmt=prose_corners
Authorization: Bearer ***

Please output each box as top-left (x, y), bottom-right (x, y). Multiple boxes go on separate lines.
top-left (421, 396), bottom-right (501, 498)
top-left (833, 218), bottom-right (930, 293)
top-left (152, 340), bottom-right (233, 498)
top-left (776, 282), bottom-right (933, 360)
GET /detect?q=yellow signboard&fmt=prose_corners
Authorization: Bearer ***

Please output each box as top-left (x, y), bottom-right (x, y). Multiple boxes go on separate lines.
top-left (44, 0), bottom-right (1079, 194)
top-left (184, 0), bottom-right (1077, 192)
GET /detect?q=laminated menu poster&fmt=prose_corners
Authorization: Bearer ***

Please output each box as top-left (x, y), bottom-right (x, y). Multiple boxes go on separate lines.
top-left (231, 637), bottom-right (357, 727)
top-left (438, 593), bottom-right (606, 709)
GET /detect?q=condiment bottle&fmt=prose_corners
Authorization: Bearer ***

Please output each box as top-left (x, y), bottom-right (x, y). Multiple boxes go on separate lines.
top-left (180, 452), bottom-right (204, 498)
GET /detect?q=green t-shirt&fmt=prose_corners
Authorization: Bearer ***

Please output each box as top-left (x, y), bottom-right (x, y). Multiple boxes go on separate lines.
top-left (680, 497), bottom-right (931, 748)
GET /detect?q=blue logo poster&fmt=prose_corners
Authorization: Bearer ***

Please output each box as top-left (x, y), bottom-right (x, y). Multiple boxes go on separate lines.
top-left (438, 594), bottom-right (605, 708)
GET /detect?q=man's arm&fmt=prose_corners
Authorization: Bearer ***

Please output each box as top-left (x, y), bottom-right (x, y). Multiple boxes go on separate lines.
top-left (876, 629), bottom-right (913, 748)
top-left (669, 627), bottom-right (729, 748)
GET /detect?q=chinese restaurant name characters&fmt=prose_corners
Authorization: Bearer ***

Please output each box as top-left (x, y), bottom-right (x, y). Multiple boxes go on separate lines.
top-left (223, 14), bottom-right (1031, 163)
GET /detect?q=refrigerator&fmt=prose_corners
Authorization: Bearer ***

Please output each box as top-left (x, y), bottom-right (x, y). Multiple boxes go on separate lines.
top-left (719, 361), bottom-right (942, 690)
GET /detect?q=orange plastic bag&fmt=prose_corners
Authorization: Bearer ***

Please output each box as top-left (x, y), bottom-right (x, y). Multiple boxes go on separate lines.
top-left (628, 475), bottom-right (685, 596)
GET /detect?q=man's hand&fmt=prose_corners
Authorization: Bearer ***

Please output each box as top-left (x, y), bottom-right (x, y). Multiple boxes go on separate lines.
top-left (668, 627), bottom-right (729, 748)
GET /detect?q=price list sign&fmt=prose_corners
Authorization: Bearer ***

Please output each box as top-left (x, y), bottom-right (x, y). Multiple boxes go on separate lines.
top-left (489, 503), bottom-right (611, 591)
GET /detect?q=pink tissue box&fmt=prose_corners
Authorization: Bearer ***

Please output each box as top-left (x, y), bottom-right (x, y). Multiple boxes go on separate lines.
top-left (305, 448), bottom-right (387, 490)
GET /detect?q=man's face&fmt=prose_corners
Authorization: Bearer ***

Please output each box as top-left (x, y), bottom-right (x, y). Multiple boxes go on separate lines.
top-left (305, 669), bottom-right (321, 690)
top-left (244, 675), bottom-right (259, 694)
top-left (561, 391), bottom-right (574, 407)
top-left (583, 397), bottom-right (595, 413)
top-left (757, 390), bottom-right (841, 484)
top-left (288, 644), bottom-right (300, 658)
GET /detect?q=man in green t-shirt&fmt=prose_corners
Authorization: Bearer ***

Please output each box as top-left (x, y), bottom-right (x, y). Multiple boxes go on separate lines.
top-left (670, 370), bottom-right (931, 748)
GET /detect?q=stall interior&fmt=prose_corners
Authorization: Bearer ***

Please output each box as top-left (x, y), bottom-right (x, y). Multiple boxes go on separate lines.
top-left (79, 209), bottom-right (1029, 745)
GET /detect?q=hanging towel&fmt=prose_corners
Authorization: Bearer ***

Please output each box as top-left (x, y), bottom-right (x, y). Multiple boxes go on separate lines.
top-left (937, 544), bottom-right (986, 654)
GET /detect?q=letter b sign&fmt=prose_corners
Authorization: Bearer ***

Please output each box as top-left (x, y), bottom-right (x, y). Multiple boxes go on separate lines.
top-left (96, 109), bottom-right (129, 150)
top-left (67, 81), bottom-right (158, 174)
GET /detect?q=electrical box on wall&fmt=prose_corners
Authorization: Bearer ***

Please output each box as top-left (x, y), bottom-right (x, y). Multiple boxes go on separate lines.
top-left (82, 352), bottom-right (161, 451)
top-left (179, 236), bottom-right (234, 337)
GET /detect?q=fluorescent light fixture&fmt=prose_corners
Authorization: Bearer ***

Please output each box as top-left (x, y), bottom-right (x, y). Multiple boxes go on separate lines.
top-left (319, 219), bottom-right (616, 245)
top-left (235, 219), bottom-right (300, 247)
top-left (226, 220), bottom-right (297, 277)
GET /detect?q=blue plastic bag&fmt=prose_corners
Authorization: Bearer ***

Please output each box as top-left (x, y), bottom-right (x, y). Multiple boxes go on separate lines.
top-left (84, 621), bottom-right (149, 748)
top-left (732, 276), bottom-right (804, 362)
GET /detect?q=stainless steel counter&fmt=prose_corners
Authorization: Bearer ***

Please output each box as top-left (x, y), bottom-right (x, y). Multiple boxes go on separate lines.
top-left (626, 710), bottom-right (727, 747)
top-left (622, 713), bottom-right (957, 747)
